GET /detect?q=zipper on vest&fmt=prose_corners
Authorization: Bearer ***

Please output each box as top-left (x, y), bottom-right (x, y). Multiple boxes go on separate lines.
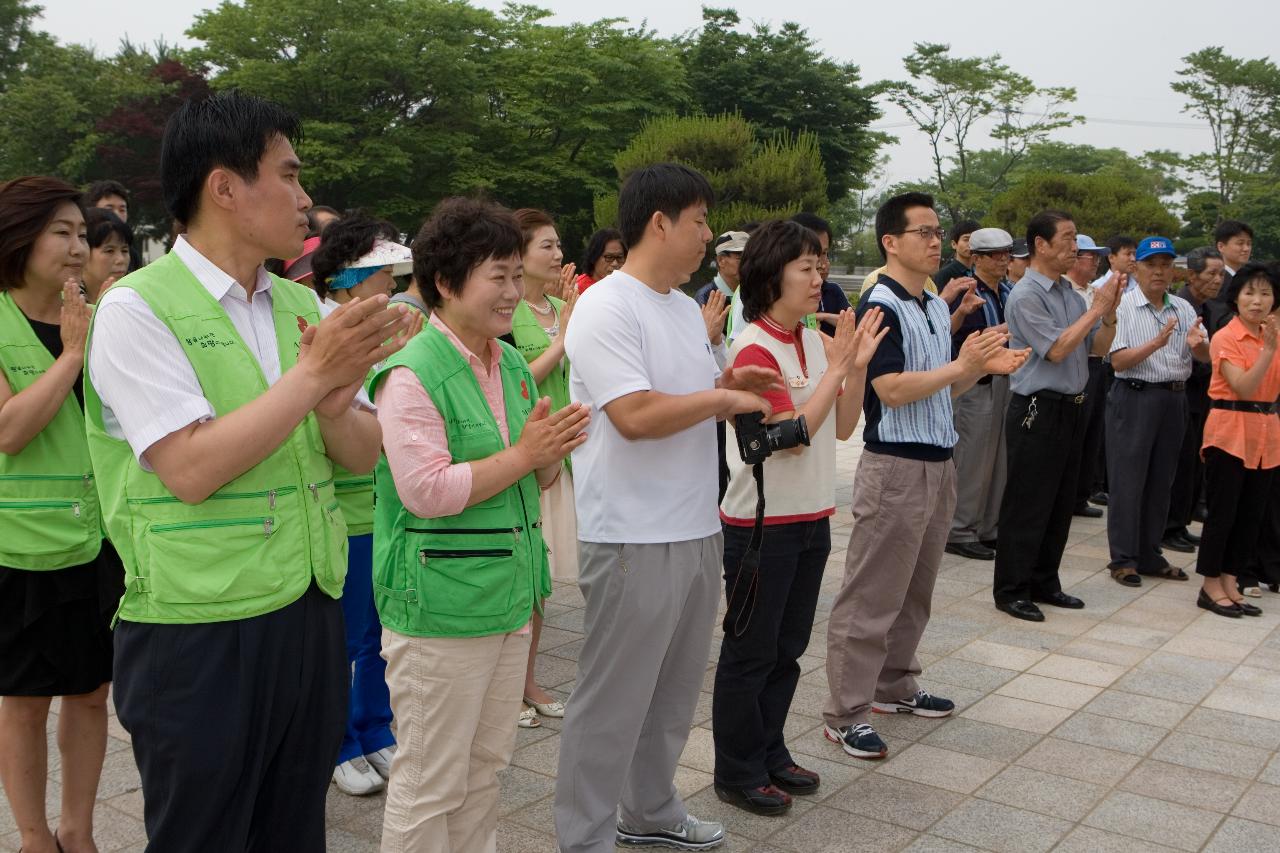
top-left (418, 547), bottom-right (514, 564)
top-left (0, 498), bottom-right (81, 514)
top-left (306, 478), bottom-right (334, 502)
top-left (128, 485), bottom-right (298, 506)
top-left (150, 516), bottom-right (277, 538)
top-left (0, 474), bottom-right (94, 482)
top-left (405, 526), bottom-right (524, 535)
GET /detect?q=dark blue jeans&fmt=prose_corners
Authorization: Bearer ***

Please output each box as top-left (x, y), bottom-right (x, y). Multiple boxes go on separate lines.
top-left (338, 533), bottom-right (395, 763)
top-left (712, 517), bottom-right (830, 788)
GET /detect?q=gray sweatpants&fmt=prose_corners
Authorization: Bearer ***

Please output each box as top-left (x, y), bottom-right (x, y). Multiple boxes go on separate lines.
top-left (554, 534), bottom-right (723, 853)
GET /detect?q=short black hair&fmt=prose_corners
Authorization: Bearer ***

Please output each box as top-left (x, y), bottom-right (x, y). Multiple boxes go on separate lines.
top-left (160, 89), bottom-right (302, 226)
top-left (616, 163), bottom-right (715, 249)
top-left (790, 212), bottom-right (832, 243)
top-left (948, 219), bottom-right (980, 244)
top-left (874, 192), bottom-right (935, 261)
top-left (1222, 261), bottom-right (1280, 313)
top-left (579, 227), bottom-right (624, 274)
top-left (307, 205), bottom-right (341, 236)
top-left (1105, 235), bottom-right (1136, 254)
top-left (83, 207), bottom-right (133, 250)
top-left (1026, 210), bottom-right (1074, 258)
top-left (1215, 219), bottom-right (1255, 245)
top-left (84, 180), bottom-right (129, 207)
top-left (739, 220), bottom-right (824, 323)
top-left (412, 197), bottom-right (523, 310)
top-left (1185, 245), bottom-right (1222, 274)
top-left (311, 213), bottom-right (399, 300)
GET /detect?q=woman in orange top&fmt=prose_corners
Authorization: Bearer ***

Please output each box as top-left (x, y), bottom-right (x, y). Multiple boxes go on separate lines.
top-left (1197, 263), bottom-right (1280, 617)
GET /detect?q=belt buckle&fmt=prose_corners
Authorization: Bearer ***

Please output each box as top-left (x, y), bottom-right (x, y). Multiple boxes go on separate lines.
top-left (1072, 393), bottom-right (1086, 405)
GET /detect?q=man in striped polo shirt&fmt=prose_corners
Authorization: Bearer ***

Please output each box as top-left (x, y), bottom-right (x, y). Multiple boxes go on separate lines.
top-left (823, 193), bottom-right (1028, 761)
top-left (1105, 237), bottom-right (1210, 586)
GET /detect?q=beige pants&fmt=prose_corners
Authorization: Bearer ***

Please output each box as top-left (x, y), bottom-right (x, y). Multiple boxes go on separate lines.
top-left (380, 629), bottom-right (531, 853)
top-left (542, 468), bottom-right (579, 582)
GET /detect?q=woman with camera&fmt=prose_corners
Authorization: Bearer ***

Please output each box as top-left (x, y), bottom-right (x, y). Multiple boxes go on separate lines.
top-left (712, 219), bottom-right (886, 815)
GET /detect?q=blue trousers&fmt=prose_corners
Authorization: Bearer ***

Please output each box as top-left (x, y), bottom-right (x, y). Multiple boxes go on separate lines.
top-left (338, 533), bottom-right (395, 764)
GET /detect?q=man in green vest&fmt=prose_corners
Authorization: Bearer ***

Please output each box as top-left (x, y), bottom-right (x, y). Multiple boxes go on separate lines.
top-left (84, 91), bottom-right (418, 852)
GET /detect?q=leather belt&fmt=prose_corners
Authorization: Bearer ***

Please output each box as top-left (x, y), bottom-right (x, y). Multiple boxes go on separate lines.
top-left (1123, 379), bottom-right (1187, 392)
top-left (1019, 389), bottom-right (1087, 405)
top-left (1210, 399), bottom-right (1279, 414)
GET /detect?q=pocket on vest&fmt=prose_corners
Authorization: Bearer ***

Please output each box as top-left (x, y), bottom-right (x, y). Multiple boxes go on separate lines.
top-left (408, 532), bottom-right (517, 617)
top-left (143, 515), bottom-right (292, 604)
top-left (0, 498), bottom-right (96, 556)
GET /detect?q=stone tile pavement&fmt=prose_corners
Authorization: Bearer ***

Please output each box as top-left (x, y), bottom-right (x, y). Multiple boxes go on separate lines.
top-left (9, 438), bottom-right (1280, 852)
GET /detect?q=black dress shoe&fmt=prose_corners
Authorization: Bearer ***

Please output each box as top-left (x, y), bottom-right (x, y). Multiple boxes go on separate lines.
top-left (1033, 591), bottom-right (1085, 609)
top-left (1197, 589), bottom-right (1242, 618)
top-left (1181, 530), bottom-right (1201, 545)
top-left (945, 541), bottom-right (996, 560)
top-left (980, 538), bottom-right (998, 550)
top-left (1089, 491), bottom-right (1109, 506)
top-left (769, 764), bottom-right (821, 795)
top-left (1073, 504), bottom-right (1103, 518)
top-left (1161, 534), bottom-right (1196, 554)
top-left (1192, 503), bottom-right (1208, 523)
top-left (714, 783), bottom-right (792, 815)
top-left (1234, 600), bottom-right (1263, 617)
top-left (996, 600), bottom-right (1045, 622)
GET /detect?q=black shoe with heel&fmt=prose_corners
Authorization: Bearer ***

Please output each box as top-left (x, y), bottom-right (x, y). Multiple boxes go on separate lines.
top-left (1198, 589), bottom-right (1243, 618)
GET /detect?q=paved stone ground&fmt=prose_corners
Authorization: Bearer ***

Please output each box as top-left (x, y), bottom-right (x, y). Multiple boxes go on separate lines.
top-left (9, 437), bottom-right (1280, 852)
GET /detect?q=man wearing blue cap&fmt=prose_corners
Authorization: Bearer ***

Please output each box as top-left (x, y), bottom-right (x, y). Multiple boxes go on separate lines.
top-left (1104, 237), bottom-right (1210, 588)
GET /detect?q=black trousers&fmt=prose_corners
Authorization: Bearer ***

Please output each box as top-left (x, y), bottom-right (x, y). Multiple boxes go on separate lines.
top-left (717, 419), bottom-right (730, 504)
top-left (1074, 358), bottom-right (1107, 507)
top-left (994, 392), bottom-right (1086, 605)
top-left (1105, 382), bottom-right (1187, 573)
top-left (712, 518), bottom-right (829, 787)
top-left (1199, 447), bottom-right (1276, 579)
top-left (1166, 390), bottom-right (1209, 538)
top-left (113, 583), bottom-right (348, 853)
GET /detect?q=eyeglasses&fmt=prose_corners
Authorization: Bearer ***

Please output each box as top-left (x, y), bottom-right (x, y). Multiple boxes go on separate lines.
top-left (975, 250), bottom-right (1011, 260)
top-left (601, 254), bottom-right (625, 264)
top-left (893, 227), bottom-right (947, 241)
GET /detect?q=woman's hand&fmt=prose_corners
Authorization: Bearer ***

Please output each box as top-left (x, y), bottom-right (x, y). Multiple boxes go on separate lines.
top-left (515, 398), bottom-right (590, 469)
top-left (824, 309), bottom-right (859, 376)
top-left (1263, 316), bottom-right (1278, 352)
top-left (851, 307), bottom-right (888, 371)
top-left (59, 278), bottom-right (91, 357)
top-left (557, 262), bottom-right (578, 301)
top-left (554, 280), bottom-right (580, 342)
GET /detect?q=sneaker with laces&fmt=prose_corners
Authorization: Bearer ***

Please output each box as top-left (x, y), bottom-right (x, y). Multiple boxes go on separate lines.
top-left (823, 722), bottom-right (888, 759)
top-left (616, 813), bottom-right (725, 849)
top-left (365, 745), bottom-right (396, 780)
top-left (332, 756), bottom-right (386, 796)
top-left (872, 689), bottom-right (955, 718)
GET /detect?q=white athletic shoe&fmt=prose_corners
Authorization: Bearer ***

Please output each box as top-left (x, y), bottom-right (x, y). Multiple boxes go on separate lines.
top-left (333, 756), bottom-right (386, 796)
top-left (365, 745), bottom-right (396, 780)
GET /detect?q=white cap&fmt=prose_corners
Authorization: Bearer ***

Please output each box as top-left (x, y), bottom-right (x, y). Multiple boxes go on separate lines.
top-left (342, 239), bottom-right (413, 276)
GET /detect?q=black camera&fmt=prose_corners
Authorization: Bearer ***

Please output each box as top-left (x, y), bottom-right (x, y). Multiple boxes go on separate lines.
top-left (734, 411), bottom-right (810, 465)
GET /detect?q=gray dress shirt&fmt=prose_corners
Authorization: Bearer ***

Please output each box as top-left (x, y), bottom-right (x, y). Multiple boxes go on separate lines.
top-left (1006, 269), bottom-right (1099, 395)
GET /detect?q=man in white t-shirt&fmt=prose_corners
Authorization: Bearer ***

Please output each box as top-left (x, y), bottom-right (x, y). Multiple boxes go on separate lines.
top-left (554, 163), bottom-right (780, 853)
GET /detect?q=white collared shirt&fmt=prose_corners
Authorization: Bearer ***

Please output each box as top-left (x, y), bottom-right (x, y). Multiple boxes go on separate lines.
top-left (88, 236), bottom-right (370, 469)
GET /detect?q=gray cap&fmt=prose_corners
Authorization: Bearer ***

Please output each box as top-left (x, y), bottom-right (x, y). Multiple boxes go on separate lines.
top-left (715, 230), bottom-right (749, 254)
top-left (1010, 239), bottom-right (1029, 258)
top-left (969, 227), bottom-right (1014, 253)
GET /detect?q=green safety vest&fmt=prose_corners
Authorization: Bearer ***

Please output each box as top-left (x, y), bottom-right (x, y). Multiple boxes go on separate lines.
top-left (332, 365), bottom-right (376, 538)
top-left (0, 292), bottom-right (102, 570)
top-left (84, 253), bottom-right (348, 624)
top-left (370, 324), bottom-right (550, 638)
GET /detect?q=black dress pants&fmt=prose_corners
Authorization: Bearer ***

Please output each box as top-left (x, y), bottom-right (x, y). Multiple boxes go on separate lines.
top-left (713, 518), bottom-right (829, 787)
top-left (1075, 357), bottom-right (1107, 507)
top-left (1198, 448), bottom-right (1276, 579)
top-left (113, 583), bottom-right (348, 853)
top-left (1105, 382), bottom-right (1187, 573)
top-left (994, 392), bottom-right (1086, 605)
top-left (1165, 390), bottom-right (1209, 538)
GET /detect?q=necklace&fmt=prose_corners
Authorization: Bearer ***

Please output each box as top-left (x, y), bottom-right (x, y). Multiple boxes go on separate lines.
top-left (528, 298), bottom-right (555, 316)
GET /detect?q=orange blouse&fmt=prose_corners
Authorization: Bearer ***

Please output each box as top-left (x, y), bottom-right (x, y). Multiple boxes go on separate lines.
top-left (1202, 316), bottom-right (1280, 469)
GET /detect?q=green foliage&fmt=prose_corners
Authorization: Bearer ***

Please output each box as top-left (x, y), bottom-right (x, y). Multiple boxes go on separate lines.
top-left (597, 113), bottom-right (827, 245)
top-left (988, 173), bottom-right (1180, 242)
top-left (885, 42), bottom-right (1081, 222)
top-left (679, 8), bottom-right (885, 201)
top-left (0, 0), bottom-right (52, 93)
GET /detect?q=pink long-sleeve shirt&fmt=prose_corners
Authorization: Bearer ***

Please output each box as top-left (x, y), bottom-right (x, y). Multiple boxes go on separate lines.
top-left (374, 313), bottom-right (511, 519)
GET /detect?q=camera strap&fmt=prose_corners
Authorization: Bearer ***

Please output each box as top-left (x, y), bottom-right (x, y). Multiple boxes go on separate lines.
top-left (728, 462), bottom-right (766, 638)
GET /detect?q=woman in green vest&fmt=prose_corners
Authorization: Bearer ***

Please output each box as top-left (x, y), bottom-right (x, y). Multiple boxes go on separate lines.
top-left (0, 177), bottom-right (119, 853)
top-left (371, 197), bottom-right (588, 850)
top-left (308, 214), bottom-right (409, 797)
top-left (508, 208), bottom-right (580, 728)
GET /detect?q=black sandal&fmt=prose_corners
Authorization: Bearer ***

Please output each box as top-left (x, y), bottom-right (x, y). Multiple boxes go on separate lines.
top-left (1110, 566), bottom-right (1141, 587)
top-left (1139, 564), bottom-right (1190, 581)
top-left (1198, 589), bottom-right (1243, 618)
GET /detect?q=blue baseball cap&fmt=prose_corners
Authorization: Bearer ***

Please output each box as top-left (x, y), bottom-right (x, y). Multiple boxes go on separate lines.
top-left (1075, 235), bottom-right (1110, 255)
top-left (1136, 236), bottom-right (1176, 261)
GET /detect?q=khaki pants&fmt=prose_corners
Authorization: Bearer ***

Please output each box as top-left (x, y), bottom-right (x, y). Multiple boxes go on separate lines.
top-left (380, 629), bottom-right (530, 853)
top-left (825, 452), bottom-right (956, 728)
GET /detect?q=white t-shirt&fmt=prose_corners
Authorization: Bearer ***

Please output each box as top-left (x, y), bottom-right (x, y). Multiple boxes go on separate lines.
top-left (566, 270), bottom-right (721, 544)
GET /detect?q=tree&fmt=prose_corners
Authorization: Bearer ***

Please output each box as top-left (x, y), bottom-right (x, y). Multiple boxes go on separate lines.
top-left (1171, 47), bottom-right (1280, 204)
top-left (0, 0), bottom-right (52, 93)
top-left (594, 113), bottom-right (827, 282)
top-left (987, 173), bottom-right (1180, 243)
top-left (679, 8), bottom-right (885, 201)
top-left (885, 43), bottom-right (1080, 222)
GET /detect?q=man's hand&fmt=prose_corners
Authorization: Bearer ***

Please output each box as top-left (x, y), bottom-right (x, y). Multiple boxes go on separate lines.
top-left (956, 280), bottom-right (986, 318)
top-left (1186, 317), bottom-right (1207, 350)
top-left (719, 389), bottom-right (772, 420)
top-left (982, 346), bottom-right (1031, 375)
top-left (957, 328), bottom-right (1011, 375)
top-left (1153, 317), bottom-right (1178, 349)
top-left (720, 364), bottom-right (784, 395)
top-left (514, 398), bottom-right (591, 470)
top-left (1092, 271), bottom-right (1125, 317)
top-left (702, 289), bottom-right (730, 346)
top-left (941, 275), bottom-right (974, 306)
top-left (299, 296), bottom-right (421, 390)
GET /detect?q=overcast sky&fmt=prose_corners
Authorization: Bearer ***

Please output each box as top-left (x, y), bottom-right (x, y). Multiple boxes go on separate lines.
top-left (38, 0), bottom-right (1280, 191)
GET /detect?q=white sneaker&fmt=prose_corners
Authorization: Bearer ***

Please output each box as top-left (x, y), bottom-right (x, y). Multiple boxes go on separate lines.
top-left (365, 745), bottom-right (396, 780)
top-left (333, 756), bottom-right (386, 796)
